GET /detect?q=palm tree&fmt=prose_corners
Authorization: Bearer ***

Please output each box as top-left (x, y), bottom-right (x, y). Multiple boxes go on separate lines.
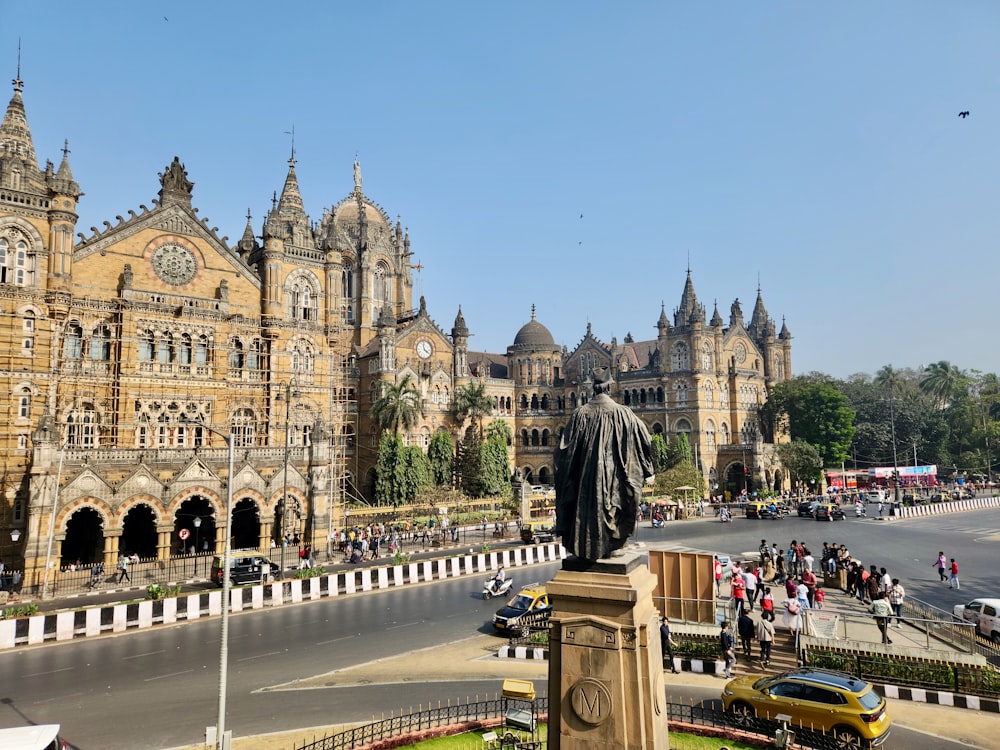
top-left (455, 380), bottom-right (494, 437)
top-left (369, 374), bottom-right (424, 436)
top-left (874, 365), bottom-right (904, 397)
top-left (920, 360), bottom-right (967, 409)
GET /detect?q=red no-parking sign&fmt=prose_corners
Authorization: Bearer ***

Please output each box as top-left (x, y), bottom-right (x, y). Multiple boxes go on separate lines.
top-left (178, 528), bottom-right (190, 540)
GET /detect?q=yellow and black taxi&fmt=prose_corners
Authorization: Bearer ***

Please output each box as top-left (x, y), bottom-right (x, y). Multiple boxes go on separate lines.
top-left (745, 502), bottom-right (783, 520)
top-left (493, 583), bottom-right (552, 634)
top-left (520, 520), bottom-right (558, 543)
top-left (814, 503), bottom-right (846, 522)
top-left (722, 667), bottom-right (891, 748)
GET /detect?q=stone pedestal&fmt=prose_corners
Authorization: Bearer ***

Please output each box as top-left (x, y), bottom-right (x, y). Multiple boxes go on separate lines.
top-left (546, 553), bottom-right (668, 750)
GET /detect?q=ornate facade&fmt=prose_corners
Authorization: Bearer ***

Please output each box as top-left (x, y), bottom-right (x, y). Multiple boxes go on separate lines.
top-left (0, 76), bottom-right (792, 586)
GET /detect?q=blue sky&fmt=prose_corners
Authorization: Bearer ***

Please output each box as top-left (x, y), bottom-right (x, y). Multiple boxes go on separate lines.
top-left (6, 2), bottom-right (999, 379)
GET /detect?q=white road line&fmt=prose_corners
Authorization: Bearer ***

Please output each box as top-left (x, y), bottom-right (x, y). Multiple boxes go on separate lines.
top-left (387, 621), bottom-right (420, 630)
top-left (144, 669), bottom-right (194, 682)
top-left (238, 651), bottom-right (283, 662)
top-left (315, 635), bottom-right (354, 646)
top-left (23, 667), bottom-right (74, 678)
top-left (123, 649), bottom-right (165, 660)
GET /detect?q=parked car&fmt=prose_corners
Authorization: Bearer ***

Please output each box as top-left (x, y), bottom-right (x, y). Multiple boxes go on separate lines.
top-left (722, 667), bottom-right (891, 748)
top-left (493, 582), bottom-right (552, 634)
top-left (210, 555), bottom-right (280, 587)
top-left (814, 504), bottom-right (846, 522)
top-left (0, 723), bottom-right (67, 749)
top-left (797, 500), bottom-right (821, 517)
top-left (953, 598), bottom-right (1000, 642)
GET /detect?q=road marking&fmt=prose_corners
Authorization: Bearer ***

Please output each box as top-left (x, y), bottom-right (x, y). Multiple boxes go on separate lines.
top-left (144, 669), bottom-right (193, 682)
top-left (123, 649), bottom-right (165, 660)
top-left (23, 667), bottom-right (74, 678)
top-left (316, 635), bottom-right (354, 646)
top-left (387, 621), bottom-right (420, 630)
top-left (238, 651), bottom-right (283, 662)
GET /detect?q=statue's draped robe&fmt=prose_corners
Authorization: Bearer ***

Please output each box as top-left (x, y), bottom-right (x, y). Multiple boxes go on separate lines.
top-left (554, 393), bottom-right (655, 561)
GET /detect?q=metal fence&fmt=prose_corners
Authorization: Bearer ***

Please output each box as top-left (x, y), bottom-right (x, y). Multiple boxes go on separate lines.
top-left (292, 696), bottom-right (874, 750)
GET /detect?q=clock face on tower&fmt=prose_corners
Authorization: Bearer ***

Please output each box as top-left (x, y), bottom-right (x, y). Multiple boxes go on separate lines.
top-left (416, 339), bottom-right (433, 359)
top-left (149, 239), bottom-right (198, 286)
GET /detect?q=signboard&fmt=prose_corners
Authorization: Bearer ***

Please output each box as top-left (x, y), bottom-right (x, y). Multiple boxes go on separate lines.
top-left (178, 528), bottom-right (190, 540)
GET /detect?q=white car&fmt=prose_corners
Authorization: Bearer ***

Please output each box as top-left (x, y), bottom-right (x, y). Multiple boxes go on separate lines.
top-left (953, 598), bottom-right (1000, 642)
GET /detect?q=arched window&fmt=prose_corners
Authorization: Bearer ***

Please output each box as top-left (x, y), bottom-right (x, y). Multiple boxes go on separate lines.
top-left (63, 323), bottom-right (83, 359)
top-left (231, 408), bottom-right (256, 447)
top-left (66, 403), bottom-right (98, 448)
top-left (247, 339), bottom-right (262, 371)
top-left (671, 342), bottom-right (690, 371)
top-left (139, 330), bottom-right (155, 361)
top-left (16, 387), bottom-right (31, 419)
top-left (89, 325), bottom-right (111, 361)
top-left (721, 423), bottom-right (730, 444)
top-left (704, 419), bottom-right (717, 448)
top-left (21, 311), bottom-right (35, 351)
top-left (157, 333), bottom-right (173, 363)
top-left (179, 334), bottom-right (192, 364)
top-left (229, 338), bottom-right (245, 370)
top-left (195, 335), bottom-right (209, 365)
top-left (701, 342), bottom-right (713, 370)
top-left (519, 394), bottom-right (528, 410)
top-left (373, 262), bottom-right (391, 304)
top-left (702, 380), bottom-right (715, 408)
top-left (342, 266), bottom-right (354, 299)
top-left (0, 234), bottom-right (33, 286)
top-left (291, 342), bottom-right (314, 375)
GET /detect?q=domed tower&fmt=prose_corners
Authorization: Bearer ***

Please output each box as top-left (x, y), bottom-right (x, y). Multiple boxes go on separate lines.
top-left (507, 305), bottom-right (561, 387)
top-left (315, 159), bottom-right (413, 349)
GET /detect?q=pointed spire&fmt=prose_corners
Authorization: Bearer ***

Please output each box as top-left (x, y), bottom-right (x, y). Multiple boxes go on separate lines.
top-left (277, 153), bottom-right (305, 217)
top-left (50, 138), bottom-right (80, 197)
top-left (749, 283), bottom-right (769, 337)
top-left (237, 208), bottom-right (258, 257)
top-left (452, 305), bottom-right (468, 337)
top-left (779, 316), bottom-right (791, 340)
top-left (674, 269), bottom-right (705, 326)
top-left (657, 302), bottom-right (670, 335)
top-left (0, 71), bottom-right (41, 186)
top-left (711, 300), bottom-right (724, 327)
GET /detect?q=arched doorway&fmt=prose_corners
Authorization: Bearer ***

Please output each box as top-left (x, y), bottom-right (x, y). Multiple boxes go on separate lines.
top-left (232, 498), bottom-right (261, 550)
top-left (725, 463), bottom-right (752, 497)
top-left (174, 496), bottom-right (217, 555)
top-left (120, 504), bottom-right (158, 559)
top-left (62, 507), bottom-right (104, 565)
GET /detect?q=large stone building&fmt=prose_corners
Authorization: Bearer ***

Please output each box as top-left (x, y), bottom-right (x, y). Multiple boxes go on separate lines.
top-left (0, 75), bottom-right (792, 586)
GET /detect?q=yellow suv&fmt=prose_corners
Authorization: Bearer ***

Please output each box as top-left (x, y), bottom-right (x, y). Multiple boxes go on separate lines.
top-left (722, 668), bottom-right (891, 748)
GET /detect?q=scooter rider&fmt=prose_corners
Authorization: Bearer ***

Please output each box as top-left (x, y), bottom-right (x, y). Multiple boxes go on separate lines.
top-left (492, 566), bottom-right (506, 594)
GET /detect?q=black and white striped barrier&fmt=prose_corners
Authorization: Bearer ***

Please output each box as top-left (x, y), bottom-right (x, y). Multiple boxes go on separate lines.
top-left (0, 543), bottom-right (566, 650)
top-left (893, 496), bottom-right (1000, 519)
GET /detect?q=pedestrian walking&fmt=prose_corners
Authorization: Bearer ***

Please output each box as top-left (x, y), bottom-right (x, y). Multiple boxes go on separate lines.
top-left (949, 558), bottom-right (960, 589)
top-left (660, 617), bottom-right (679, 674)
top-left (737, 611), bottom-right (755, 659)
top-left (714, 556), bottom-right (723, 597)
top-left (889, 579), bottom-right (905, 627)
top-left (932, 551), bottom-right (947, 582)
top-left (720, 621), bottom-right (736, 678)
top-left (870, 593), bottom-right (893, 644)
top-left (757, 612), bottom-right (775, 668)
top-left (116, 555), bottom-right (131, 584)
top-left (781, 595), bottom-right (802, 642)
top-left (743, 567), bottom-right (758, 611)
top-left (731, 570), bottom-right (746, 617)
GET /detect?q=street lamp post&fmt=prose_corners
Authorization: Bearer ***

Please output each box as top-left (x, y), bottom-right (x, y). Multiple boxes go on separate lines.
top-left (193, 516), bottom-right (202, 576)
top-left (277, 379), bottom-right (300, 575)
top-left (184, 419), bottom-right (234, 750)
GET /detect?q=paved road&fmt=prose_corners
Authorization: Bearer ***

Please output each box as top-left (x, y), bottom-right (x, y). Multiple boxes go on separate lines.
top-left (3, 509), bottom-right (998, 749)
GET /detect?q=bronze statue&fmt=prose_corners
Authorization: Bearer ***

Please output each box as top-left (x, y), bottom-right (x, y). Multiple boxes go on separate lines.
top-left (554, 367), bottom-right (655, 561)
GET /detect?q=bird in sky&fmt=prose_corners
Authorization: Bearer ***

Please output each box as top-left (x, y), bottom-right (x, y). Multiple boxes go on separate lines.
top-left (958, 111), bottom-right (970, 118)
top-left (580, 213), bottom-right (583, 218)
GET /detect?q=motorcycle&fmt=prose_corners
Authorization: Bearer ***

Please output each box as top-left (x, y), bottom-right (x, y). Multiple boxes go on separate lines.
top-left (719, 509), bottom-right (732, 523)
top-left (651, 514), bottom-right (664, 528)
top-left (483, 576), bottom-right (513, 600)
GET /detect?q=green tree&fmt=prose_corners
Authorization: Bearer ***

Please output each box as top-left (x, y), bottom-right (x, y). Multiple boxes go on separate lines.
top-left (369, 374), bottom-right (423, 436)
top-left (761, 378), bottom-right (855, 466)
top-left (920, 361), bottom-right (968, 410)
top-left (653, 460), bottom-right (704, 498)
top-left (776, 440), bottom-right (824, 492)
top-left (374, 434), bottom-right (431, 506)
top-left (427, 430), bottom-right (455, 486)
top-left (457, 430), bottom-right (483, 497)
top-left (479, 419), bottom-right (513, 496)
top-left (454, 380), bottom-right (494, 437)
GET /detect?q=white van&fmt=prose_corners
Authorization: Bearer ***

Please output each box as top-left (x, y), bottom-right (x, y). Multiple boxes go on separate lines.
top-left (0, 724), bottom-right (66, 749)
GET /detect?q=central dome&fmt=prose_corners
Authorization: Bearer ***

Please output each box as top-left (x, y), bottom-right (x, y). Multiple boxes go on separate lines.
top-left (512, 306), bottom-right (556, 349)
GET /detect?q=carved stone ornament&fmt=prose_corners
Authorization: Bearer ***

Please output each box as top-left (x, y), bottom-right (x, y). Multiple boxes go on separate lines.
top-left (569, 678), bottom-right (613, 726)
top-left (159, 156), bottom-right (194, 195)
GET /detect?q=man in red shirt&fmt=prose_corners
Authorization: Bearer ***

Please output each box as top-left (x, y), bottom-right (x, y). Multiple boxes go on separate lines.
top-left (731, 570), bottom-right (747, 616)
top-left (801, 568), bottom-right (817, 607)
